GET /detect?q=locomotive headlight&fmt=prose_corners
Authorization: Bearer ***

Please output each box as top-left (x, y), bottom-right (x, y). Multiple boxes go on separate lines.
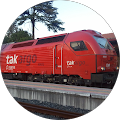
top-left (101, 67), bottom-right (105, 71)
top-left (116, 66), bottom-right (119, 70)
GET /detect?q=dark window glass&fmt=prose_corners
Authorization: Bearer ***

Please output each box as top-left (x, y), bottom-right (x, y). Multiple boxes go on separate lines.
top-left (109, 40), bottom-right (117, 46)
top-left (70, 41), bottom-right (88, 51)
top-left (12, 42), bottom-right (34, 48)
top-left (36, 35), bottom-right (66, 45)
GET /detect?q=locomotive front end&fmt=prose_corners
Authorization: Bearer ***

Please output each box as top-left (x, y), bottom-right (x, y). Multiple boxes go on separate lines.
top-left (91, 34), bottom-right (119, 87)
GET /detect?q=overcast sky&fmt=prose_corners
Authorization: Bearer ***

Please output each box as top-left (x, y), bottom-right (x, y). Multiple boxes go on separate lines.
top-left (19, 0), bottom-right (113, 38)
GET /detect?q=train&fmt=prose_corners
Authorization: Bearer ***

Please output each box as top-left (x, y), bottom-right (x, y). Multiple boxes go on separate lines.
top-left (1, 30), bottom-right (119, 88)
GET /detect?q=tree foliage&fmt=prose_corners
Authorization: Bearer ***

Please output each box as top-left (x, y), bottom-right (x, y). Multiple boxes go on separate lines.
top-left (6, 20), bottom-right (18, 38)
top-left (3, 29), bottom-right (32, 44)
top-left (16, 1), bottom-right (65, 39)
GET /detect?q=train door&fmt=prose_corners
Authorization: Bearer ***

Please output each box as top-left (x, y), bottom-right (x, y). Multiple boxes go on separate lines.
top-left (53, 44), bottom-right (63, 75)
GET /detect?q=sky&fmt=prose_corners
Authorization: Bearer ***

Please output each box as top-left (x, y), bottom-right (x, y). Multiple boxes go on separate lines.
top-left (19, 0), bottom-right (112, 39)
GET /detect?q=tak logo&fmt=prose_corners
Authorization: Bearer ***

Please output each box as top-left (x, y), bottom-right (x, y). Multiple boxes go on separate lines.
top-left (6, 54), bottom-right (18, 64)
top-left (67, 60), bottom-right (75, 66)
top-left (67, 60), bottom-right (75, 68)
top-left (106, 63), bottom-right (110, 68)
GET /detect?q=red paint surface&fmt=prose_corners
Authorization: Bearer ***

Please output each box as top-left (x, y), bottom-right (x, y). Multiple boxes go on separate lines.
top-left (1, 30), bottom-right (118, 80)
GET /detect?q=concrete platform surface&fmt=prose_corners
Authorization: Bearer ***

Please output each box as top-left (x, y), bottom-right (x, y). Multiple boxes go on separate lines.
top-left (4, 79), bottom-right (111, 110)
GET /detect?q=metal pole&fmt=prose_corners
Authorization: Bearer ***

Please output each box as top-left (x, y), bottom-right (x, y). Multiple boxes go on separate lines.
top-left (61, 46), bottom-right (63, 75)
top-left (53, 47), bottom-right (55, 75)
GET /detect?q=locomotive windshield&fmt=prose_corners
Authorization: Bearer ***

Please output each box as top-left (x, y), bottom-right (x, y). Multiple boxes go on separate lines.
top-left (93, 36), bottom-right (113, 50)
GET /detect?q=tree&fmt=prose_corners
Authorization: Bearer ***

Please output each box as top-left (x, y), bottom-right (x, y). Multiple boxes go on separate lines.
top-left (3, 29), bottom-right (32, 44)
top-left (16, 1), bottom-right (65, 39)
top-left (6, 20), bottom-right (18, 38)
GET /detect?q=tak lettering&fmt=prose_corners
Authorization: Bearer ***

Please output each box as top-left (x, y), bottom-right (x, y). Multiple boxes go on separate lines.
top-left (6, 54), bottom-right (18, 64)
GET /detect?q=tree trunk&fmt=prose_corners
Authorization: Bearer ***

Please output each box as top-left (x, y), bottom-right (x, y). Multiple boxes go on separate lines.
top-left (31, 7), bottom-right (35, 39)
top-left (32, 21), bottom-right (35, 39)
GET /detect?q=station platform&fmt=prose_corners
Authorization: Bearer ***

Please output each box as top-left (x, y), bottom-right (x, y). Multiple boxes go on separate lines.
top-left (4, 79), bottom-right (111, 111)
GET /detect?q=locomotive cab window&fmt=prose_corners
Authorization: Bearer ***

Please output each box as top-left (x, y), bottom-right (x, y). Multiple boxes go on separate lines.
top-left (70, 41), bottom-right (88, 51)
top-left (93, 36), bottom-right (113, 50)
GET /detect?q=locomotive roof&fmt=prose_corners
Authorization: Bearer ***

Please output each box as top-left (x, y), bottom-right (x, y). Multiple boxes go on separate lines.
top-left (1, 33), bottom-right (67, 51)
top-left (1, 42), bottom-right (14, 50)
top-left (1, 30), bottom-right (102, 51)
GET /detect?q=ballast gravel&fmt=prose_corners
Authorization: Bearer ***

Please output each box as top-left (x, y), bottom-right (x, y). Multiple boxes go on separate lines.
top-left (14, 97), bottom-right (90, 119)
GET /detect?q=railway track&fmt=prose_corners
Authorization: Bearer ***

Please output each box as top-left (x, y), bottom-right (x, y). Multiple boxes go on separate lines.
top-left (18, 101), bottom-right (83, 119)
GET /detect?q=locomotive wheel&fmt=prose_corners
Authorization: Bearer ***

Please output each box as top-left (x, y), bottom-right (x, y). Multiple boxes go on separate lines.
top-left (33, 75), bottom-right (43, 82)
top-left (74, 79), bottom-right (79, 86)
top-left (27, 74), bottom-right (34, 82)
top-left (74, 78), bottom-right (82, 86)
top-left (67, 77), bottom-right (73, 85)
top-left (58, 77), bottom-right (63, 84)
top-left (47, 78), bottom-right (53, 83)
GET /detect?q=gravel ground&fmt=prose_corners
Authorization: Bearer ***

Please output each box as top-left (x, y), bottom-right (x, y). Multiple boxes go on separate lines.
top-left (32, 112), bottom-right (65, 120)
top-left (14, 97), bottom-right (90, 119)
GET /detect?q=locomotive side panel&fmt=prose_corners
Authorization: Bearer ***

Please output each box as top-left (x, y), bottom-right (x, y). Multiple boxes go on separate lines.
top-left (62, 43), bottom-right (96, 80)
top-left (62, 31), bottom-right (97, 80)
top-left (1, 48), bottom-right (36, 74)
top-left (32, 46), bottom-right (53, 75)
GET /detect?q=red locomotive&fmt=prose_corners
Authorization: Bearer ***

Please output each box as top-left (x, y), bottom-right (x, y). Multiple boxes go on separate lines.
top-left (1, 30), bottom-right (119, 87)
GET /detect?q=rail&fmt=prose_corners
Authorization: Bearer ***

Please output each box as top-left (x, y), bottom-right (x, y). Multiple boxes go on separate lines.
top-left (18, 101), bottom-right (83, 119)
